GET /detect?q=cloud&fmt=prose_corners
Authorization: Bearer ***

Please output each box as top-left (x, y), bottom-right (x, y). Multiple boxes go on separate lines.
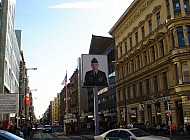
top-left (28, 52), bottom-right (50, 61)
top-left (47, 0), bottom-right (110, 9)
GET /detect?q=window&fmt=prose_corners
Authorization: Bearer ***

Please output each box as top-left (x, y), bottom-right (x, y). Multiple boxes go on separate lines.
top-left (181, 61), bottom-right (190, 83)
top-left (120, 46), bottom-right (123, 56)
top-left (149, 19), bottom-right (152, 33)
top-left (130, 37), bottom-right (133, 49)
top-left (141, 26), bottom-right (145, 38)
top-left (146, 79), bottom-right (150, 94)
top-left (131, 59), bottom-right (134, 72)
top-left (127, 87), bottom-right (130, 99)
top-left (133, 84), bottom-right (136, 98)
top-left (125, 41), bottom-right (127, 53)
top-left (157, 12), bottom-right (161, 26)
top-left (0, 135), bottom-right (10, 140)
top-left (166, 0), bottom-right (171, 16)
top-left (160, 40), bottom-right (165, 57)
top-left (175, 64), bottom-right (179, 85)
top-left (137, 55), bottom-right (140, 70)
top-left (153, 75), bottom-right (158, 93)
top-left (135, 32), bottom-right (138, 44)
top-left (106, 130), bottom-right (119, 138)
top-left (116, 50), bottom-right (118, 59)
top-left (118, 90), bottom-right (121, 103)
top-left (116, 71), bottom-right (119, 81)
top-left (187, 26), bottom-right (190, 45)
top-left (151, 45), bottom-right (155, 62)
top-left (171, 29), bottom-right (175, 48)
top-left (184, 0), bottom-right (189, 12)
top-left (139, 82), bottom-right (143, 97)
top-left (173, 0), bottom-right (181, 13)
top-left (125, 63), bottom-right (128, 75)
top-left (162, 72), bottom-right (168, 90)
top-left (143, 51), bottom-right (148, 66)
top-left (177, 26), bottom-right (185, 47)
top-left (119, 130), bottom-right (131, 138)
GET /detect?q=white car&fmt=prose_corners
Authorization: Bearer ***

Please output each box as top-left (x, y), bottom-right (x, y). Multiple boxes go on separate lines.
top-left (43, 124), bottom-right (52, 133)
top-left (0, 130), bottom-right (24, 140)
top-left (94, 128), bottom-right (171, 140)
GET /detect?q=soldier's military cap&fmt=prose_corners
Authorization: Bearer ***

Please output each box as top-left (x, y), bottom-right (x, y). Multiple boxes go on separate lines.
top-left (91, 58), bottom-right (98, 63)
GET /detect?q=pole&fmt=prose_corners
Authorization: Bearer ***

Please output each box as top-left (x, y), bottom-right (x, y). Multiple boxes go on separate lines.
top-left (63, 85), bottom-right (68, 134)
top-left (122, 63), bottom-right (127, 128)
top-left (24, 91), bottom-right (27, 138)
top-left (167, 101), bottom-right (172, 138)
top-left (66, 85), bottom-right (68, 117)
top-left (94, 86), bottom-right (99, 135)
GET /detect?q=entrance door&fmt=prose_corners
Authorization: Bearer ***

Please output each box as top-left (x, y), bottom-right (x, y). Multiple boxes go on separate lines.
top-left (176, 100), bottom-right (184, 128)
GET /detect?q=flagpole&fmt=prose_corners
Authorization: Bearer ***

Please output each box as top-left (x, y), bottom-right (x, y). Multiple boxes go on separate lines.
top-left (62, 71), bottom-right (68, 134)
top-left (66, 83), bottom-right (68, 116)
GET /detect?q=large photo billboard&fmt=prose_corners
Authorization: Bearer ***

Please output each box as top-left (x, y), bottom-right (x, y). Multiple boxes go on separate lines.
top-left (81, 54), bottom-right (109, 88)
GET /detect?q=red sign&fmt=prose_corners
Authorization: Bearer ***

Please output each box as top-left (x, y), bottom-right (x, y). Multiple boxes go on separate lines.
top-left (165, 110), bottom-right (171, 116)
top-left (26, 94), bottom-right (30, 105)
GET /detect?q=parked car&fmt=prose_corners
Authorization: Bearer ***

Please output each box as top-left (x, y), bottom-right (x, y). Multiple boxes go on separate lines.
top-left (94, 128), bottom-right (171, 140)
top-left (0, 129), bottom-right (24, 140)
top-left (131, 123), bottom-right (148, 132)
top-left (43, 124), bottom-right (52, 133)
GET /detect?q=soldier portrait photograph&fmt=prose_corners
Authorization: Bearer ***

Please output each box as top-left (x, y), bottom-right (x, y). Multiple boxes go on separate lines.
top-left (82, 55), bottom-right (109, 87)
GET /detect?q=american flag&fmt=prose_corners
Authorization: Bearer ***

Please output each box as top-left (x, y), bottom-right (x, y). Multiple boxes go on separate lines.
top-left (61, 72), bottom-right (67, 86)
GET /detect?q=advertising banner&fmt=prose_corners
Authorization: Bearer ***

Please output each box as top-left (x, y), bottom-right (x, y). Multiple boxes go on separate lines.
top-left (0, 93), bottom-right (18, 113)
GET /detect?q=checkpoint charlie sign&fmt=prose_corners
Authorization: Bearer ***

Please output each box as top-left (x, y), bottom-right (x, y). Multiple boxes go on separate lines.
top-left (0, 93), bottom-right (18, 114)
top-left (145, 96), bottom-right (170, 104)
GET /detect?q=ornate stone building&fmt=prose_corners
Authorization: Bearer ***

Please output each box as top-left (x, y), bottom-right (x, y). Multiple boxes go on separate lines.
top-left (109, 0), bottom-right (190, 129)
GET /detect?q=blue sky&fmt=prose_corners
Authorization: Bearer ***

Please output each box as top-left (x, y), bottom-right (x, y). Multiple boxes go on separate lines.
top-left (15, 0), bottom-right (133, 118)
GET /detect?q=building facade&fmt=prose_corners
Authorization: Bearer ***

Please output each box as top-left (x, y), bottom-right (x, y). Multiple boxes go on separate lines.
top-left (109, 0), bottom-right (190, 129)
top-left (0, 0), bottom-right (21, 125)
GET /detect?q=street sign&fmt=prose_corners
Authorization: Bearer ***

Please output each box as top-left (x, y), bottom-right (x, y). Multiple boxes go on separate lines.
top-left (0, 93), bottom-right (18, 114)
top-left (139, 103), bottom-right (144, 111)
top-left (165, 110), bottom-right (171, 116)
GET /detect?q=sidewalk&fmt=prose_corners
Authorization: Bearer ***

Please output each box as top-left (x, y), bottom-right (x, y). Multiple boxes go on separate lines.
top-left (151, 132), bottom-right (190, 140)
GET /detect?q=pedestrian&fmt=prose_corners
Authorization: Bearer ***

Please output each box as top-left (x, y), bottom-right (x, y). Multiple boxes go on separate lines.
top-left (8, 125), bottom-right (14, 134)
top-left (170, 123), bottom-right (176, 134)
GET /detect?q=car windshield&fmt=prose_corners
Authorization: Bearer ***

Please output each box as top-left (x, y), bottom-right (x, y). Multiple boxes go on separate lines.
top-left (130, 129), bottom-right (149, 137)
top-left (44, 125), bottom-right (51, 128)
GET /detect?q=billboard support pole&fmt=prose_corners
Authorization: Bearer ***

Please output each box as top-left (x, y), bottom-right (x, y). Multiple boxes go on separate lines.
top-left (93, 86), bottom-right (99, 135)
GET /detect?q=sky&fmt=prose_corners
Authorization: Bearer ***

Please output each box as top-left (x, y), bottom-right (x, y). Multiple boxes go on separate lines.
top-left (15, 0), bottom-right (134, 119)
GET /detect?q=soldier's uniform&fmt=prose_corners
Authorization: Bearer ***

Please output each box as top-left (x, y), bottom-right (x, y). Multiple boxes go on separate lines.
top-left (83, 58), bottom-right (108, 87)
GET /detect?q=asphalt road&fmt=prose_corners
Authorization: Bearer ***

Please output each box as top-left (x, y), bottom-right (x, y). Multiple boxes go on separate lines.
top-left (27, 126), bottom-right (190, 140)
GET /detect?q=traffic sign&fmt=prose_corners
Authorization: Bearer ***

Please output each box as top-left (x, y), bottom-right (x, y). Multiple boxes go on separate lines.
top-left (165, 110), bottom-right (171, 116)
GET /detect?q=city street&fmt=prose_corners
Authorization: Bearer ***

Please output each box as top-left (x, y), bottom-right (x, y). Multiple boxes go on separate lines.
top-left (27, 126), bottom-right (190, 140)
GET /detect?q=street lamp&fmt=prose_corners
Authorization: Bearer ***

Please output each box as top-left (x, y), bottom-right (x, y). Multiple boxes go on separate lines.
top-left (112, 60), bottom-right (128, 128)
top-left (24, 67), bottom-right (37, 138)
top-left (26, 68), bottom-right (37, 70)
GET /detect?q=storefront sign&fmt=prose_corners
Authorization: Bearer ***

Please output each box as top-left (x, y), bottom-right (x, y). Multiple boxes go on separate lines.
top-left (145, 96), bottom-right (170, 104)
top-left (104, 113), bottom-right (116, 117)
